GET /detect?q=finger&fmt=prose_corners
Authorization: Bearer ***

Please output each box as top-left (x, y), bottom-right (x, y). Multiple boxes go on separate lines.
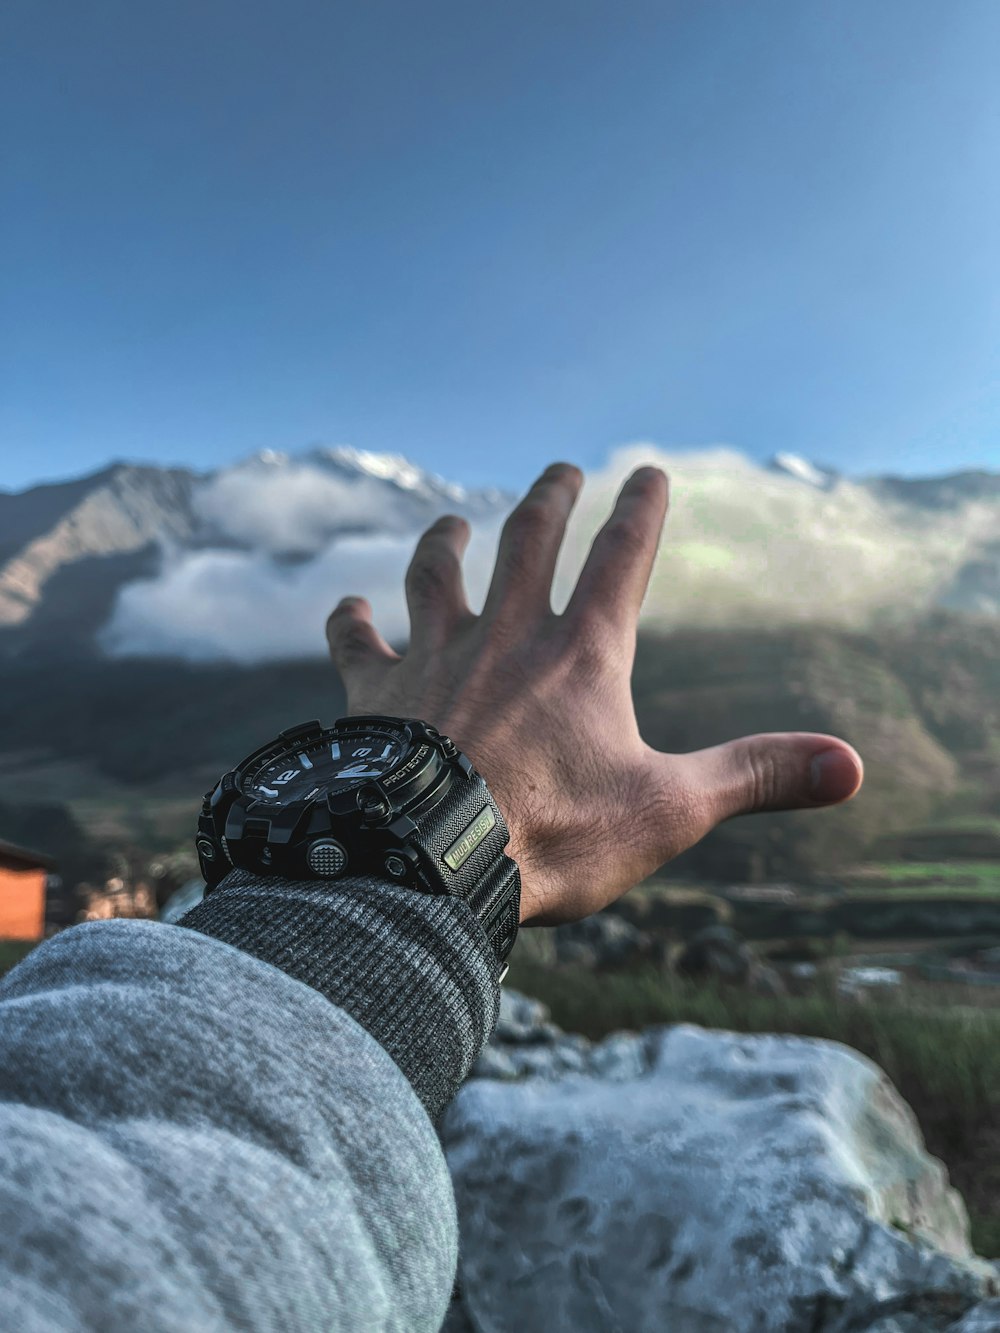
top-left (326, 596), bottom-right (400, 687)
top-left (405, 515), bottom-right (473, 650)
top-left (564, 466), bottom-right (668, 641)
top-left (678, 732), bottom-right (864, 826)
top-left (482, 462), bottom-right (584, 621)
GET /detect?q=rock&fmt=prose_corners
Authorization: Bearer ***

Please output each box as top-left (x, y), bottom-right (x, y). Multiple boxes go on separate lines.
top-left (584, 1031), bottom-right (649, 1082)
top-left (472, 989), bottom-right (657, 1084)
top-left (551, 910), bottom-right (660, 968)
top-left (947, 1300), bottom-right (1000, 1330)
top-left (865, 1302), bottom-right (1000, 1333)
top-left (158, 878), bottom-right (206, 924)
top-left (674, 924), bottom-right (787, 996)
top-left (469, 1040), bottom-right (589, 1082)
top-left (490, 989), bottom-right (553, 1044)
top-left (791, 961), bottom-right (819, 980)
top-left (442, 1012), bottom-right (999, 1332)
top-left (837, 966), bottom-right (905, 999)
top-left (471, 990), bottom-right (595, 1082)
top-left (614, 886), bottom-right (731, 937)
top-left (468, 1045), bottom-right (521, 1081)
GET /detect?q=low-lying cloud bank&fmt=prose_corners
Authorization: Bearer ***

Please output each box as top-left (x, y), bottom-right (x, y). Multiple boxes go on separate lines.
top-left (102, 525), bottom-right (504, 660)
top-left (102, 445), bottom-right (985, 662)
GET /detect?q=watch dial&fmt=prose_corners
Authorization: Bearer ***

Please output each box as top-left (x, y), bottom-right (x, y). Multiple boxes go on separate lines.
top-left (247, 729), bottom-right (410, 804)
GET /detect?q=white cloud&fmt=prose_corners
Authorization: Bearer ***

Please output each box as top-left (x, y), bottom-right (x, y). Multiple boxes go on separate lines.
top-left (102, 523), bottom-right (506, 662)
top-left (562, 444), bottom-right (967, 630)
top-left (192, 450), bottom-right (478, 555)
top-left (103, 444), bottom-right (982, 662)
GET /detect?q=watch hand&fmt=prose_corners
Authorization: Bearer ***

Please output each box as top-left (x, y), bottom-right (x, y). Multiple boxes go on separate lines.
top-left (335, 764), bottom-right (383, 778)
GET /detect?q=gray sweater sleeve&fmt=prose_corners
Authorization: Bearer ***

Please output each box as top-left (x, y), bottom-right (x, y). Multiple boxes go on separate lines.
top-left (0, 872), bottom-right (501, 1332)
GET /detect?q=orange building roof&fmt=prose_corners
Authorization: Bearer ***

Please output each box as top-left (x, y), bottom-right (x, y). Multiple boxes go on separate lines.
top-left (0, 841), bottom-right (57, 873)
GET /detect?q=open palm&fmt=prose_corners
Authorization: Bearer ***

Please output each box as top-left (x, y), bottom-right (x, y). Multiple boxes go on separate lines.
top-left (326, 463), bottom-right (863, 926)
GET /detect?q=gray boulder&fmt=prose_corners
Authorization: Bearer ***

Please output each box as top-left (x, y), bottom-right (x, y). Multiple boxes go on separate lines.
top-left (468, 987), bottom-right (648, 1083)
top-left (674, 923), bottom-right (787, 995)
top-left (948, 1301), bottom-right (1000, 1331)
top-left (551, 911), bottom-right (661, 968)
top-left (443, 998), bottom-right (999, 1332)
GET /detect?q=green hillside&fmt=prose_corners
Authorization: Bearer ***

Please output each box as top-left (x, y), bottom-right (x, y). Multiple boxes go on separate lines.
top-left (0, 610), bottom-right (996, 878)
top-left (631, 613), bottom-right (997, 880)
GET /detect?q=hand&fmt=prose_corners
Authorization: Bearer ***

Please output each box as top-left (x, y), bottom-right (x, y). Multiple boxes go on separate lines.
top-left (326, 462), bottom-right (864, 926)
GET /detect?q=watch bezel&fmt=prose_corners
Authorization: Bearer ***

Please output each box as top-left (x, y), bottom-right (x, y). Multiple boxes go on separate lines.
top-left (236, 716), bottom-right (430, 809)
top-left (198, 716), bottom-right (463, 888)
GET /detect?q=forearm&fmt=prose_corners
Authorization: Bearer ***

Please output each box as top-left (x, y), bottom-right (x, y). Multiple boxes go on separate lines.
top-left (0, 874), bottom-right (500, 1332)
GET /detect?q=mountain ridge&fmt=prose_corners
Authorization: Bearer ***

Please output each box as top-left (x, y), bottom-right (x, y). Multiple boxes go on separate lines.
top-left (0, 451), bottom-right (512, 648)
top-left (2, 448), bottom-right (999, 655)
top-left (0, 610), bottom-right (995, 883)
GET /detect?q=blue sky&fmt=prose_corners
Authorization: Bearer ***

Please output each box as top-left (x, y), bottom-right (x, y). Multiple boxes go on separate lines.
top-left (3, 0), bottom-right (1000, 492)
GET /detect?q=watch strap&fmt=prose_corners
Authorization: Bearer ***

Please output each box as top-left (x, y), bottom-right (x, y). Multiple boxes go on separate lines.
top-left (465, 855), bottom-right (521, 977)
top-left (408, 768), bottom-right (521, 971)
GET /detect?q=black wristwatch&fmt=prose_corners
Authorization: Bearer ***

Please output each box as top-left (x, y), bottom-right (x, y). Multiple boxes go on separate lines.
top-left (196, 715), bottom-right (521, 977)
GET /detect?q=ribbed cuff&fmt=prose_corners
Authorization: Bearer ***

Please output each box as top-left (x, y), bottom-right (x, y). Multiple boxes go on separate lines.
top-left (178, 871), bottom-right (501, 1122)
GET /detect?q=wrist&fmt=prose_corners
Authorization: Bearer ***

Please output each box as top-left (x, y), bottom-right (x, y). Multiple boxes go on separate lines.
top-left (197, 714), bottom-right (520, 970)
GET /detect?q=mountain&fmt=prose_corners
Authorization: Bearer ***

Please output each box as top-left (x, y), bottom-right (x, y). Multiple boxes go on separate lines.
top-left (634, 612), bottom-right (1000, 882)
top-left (2, 447), bottom-right (1000, 659)
top-left (2, 447), bottom-right (997, 884)
top-left (0, 464), bottom-right (199, 645)
top-left (0, 449), bottom-right (512, 655)
top-left (766, 451), bottom-right (839, 490)
top-left (864, 468), bottom-right (1000, 510)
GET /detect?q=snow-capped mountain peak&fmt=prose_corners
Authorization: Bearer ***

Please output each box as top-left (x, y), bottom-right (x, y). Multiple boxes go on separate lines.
top-left (768, 452), bottom-right (839, 490)
top-left (307, 445), bottom-right (469, 503)
top-left (3, 447), bottom-right (1000, 660)
top-left (248, 448), bottom-right (290, 468)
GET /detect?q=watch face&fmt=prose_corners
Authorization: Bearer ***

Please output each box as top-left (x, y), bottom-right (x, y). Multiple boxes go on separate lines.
top-left (247, 727), bottom-right (411, 804)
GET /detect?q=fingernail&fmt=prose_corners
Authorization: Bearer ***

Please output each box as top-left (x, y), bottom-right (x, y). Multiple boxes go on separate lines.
top-left (628, 466), bottom-right (667, 489)
top-left (809, 748), bottom-right (858, 802)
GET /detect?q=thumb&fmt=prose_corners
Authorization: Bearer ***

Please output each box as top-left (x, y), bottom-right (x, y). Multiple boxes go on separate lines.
top-left (683, 732), bottom-right (864, 823)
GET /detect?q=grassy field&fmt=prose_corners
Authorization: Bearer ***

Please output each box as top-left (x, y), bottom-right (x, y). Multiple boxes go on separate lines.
top-left (839, 859), bottom-right (1000, 902)
top-left (924, 816), bottom-right (1000, 836)
top-left (641, 857), bottom-right (1000, 899)
top-left (845, 884), bottom-right (1000, 900)
top-left (843, 861), bottom-right (1000, 893)
top-left (509, 958), bottom-right (1000, 1259)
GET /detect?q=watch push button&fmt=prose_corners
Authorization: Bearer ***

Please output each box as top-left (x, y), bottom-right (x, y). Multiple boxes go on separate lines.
top-left (305, 838), bottom-right (349, 878)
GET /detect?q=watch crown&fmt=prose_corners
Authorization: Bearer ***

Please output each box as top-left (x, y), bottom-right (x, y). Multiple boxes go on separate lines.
top-left (357, 784), bottom-right (391, 823)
